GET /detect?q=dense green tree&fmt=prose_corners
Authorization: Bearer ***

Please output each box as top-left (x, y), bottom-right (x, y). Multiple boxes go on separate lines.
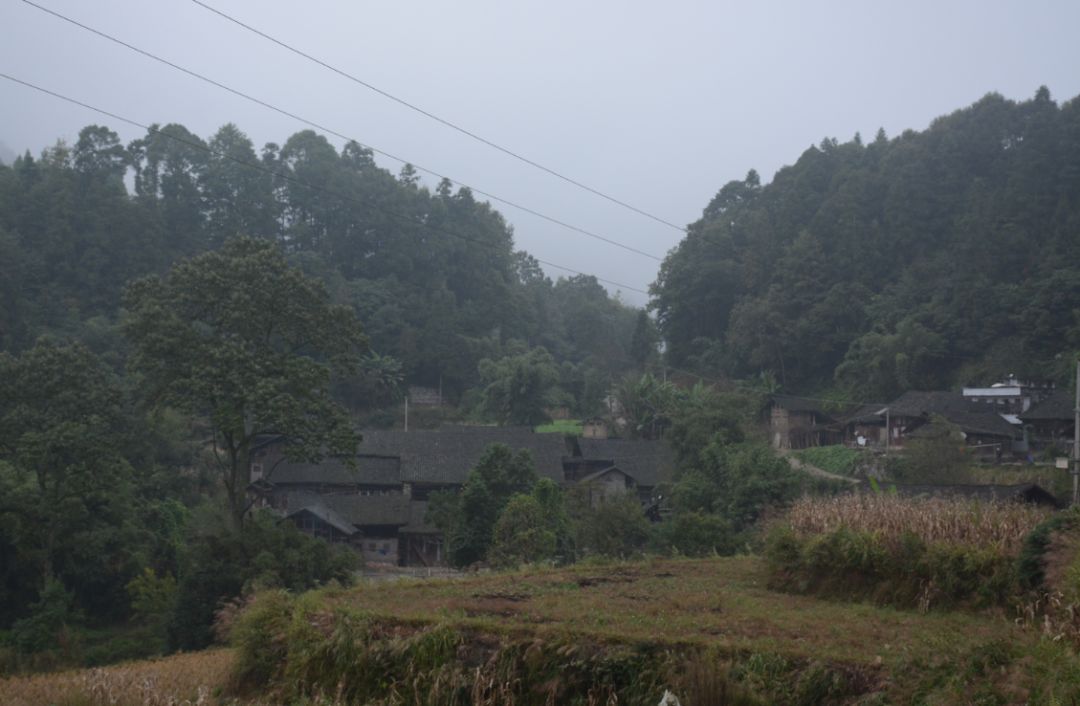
top-left (674, 442), bottom-right (801, 532)
top-left (478, 345), bottom-right (561, 426)
top-left (571, 495), bottom-right (651, 559)
top-left (612, 372), bottom-right (678, 439)
top-left (488, 494), bottom-right (558, 568)
top-left (0, 341), bottom-right (135, 625)
top-left (123, 236), bottom-right (368, 525)
top-left (168, 508), bottom-right (356, 651)
top-left (652, 88), bottom-right (1080, 394)
top-left (429, 444), bottom-right (538, 567)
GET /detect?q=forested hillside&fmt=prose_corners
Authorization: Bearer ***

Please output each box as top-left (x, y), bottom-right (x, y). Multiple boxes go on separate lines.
top-left (0, 122), bottom-right (640, 405)
top-left (652, 87), bottom-right (1080, 399)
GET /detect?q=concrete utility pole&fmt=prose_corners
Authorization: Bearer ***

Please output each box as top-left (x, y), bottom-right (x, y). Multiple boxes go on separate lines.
top-left (404, 395), bottom-right (409, 433)
top-left (1073, 360), bottom-right (1079, 506)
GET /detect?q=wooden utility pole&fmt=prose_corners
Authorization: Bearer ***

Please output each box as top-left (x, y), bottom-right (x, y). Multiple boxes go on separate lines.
top-left (884, 407), bottom-right (890, 456)
top-left (1073, 360), bottom-right (1079, 506)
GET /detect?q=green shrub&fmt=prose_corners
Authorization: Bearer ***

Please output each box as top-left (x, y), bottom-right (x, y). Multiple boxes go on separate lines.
top-left (228, 590), bottom-right (295, 690)
top-left (654, 511), bottom-right (735, 557)
top-left (10, 579), bottom-right (82, 655)
top-left (168, 508), bottom-right (357, 651)
top-left (1016, 509), bottom-right (1079, 591)
top-left (765, 525), bottom-right (1018, 610)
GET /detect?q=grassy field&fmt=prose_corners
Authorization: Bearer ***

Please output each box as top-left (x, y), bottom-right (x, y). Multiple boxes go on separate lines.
top-left (534, 418), bottom-right (583, 435)
top-left (793, 446), bottom-right (861, 476)
top-left (323, 555), bottom-right (1019, 665)
top-left (6, 556), bottom-right (1079, 704)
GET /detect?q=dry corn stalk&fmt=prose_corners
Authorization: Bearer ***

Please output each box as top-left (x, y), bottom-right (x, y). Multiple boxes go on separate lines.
top-left (786, 493), bottom-right (1049, 555)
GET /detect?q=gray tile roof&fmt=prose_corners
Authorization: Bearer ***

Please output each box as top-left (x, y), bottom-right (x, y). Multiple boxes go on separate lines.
top-left (770, 395), bottom-right (855, 418)
top-left (269, 455), bottom-right (401, 486)
top-left (1021, 390), bottom-right (1075, 422)
top-left (399, 500), bottom-right (439, 534)
top-left (576, 438), bottom-right (673, 487)
top-left (884, 391), bottom-right (1019, 439)
top-left (843, 403), bottom-right (890, 425)
top-left (284, 503), bottom-right (358, 536)
top-left (358, 428), bottom-right (569, 484)
top-left (284, 492), bottom-right (412, 527)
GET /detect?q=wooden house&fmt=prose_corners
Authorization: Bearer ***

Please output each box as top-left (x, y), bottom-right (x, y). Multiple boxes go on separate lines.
top-left (250, 427), bottom-right (673, 567)
top-left (1020, 390), bottom-right (1075, 452)
top-left (577, 466), bottom-right (637, 508)
top-left (841, 404), bottom-right (889, 447)
top-left (879, 391), bottom-right (1019, 451)
top-left (768, 395), bottom-right (849, 449)
top-left (582, 417), bottom-right (609, 439)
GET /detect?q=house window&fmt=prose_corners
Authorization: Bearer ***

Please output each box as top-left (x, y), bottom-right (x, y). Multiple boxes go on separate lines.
top-left (368, 542), bottom-right (376, 551)
top-left (250, 463), bottom-right (263, 479)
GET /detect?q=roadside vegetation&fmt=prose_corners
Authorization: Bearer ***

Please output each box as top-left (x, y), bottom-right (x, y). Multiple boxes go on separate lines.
top-left (793, 446), bottom-right (860, 477)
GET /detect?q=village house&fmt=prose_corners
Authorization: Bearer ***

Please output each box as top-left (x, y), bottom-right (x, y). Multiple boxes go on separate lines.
top-left (1020, 389), bottom-right (1076, 453)
top-left (581, 417), bottom-right (609, 439)
top-left (768, 395), bottom-right (851, 449)
top-left (961, 376), bottom-right (1055, 416)
top-left (863, 391), bottom-right (1020, 453)
top-left (248, 427), bottom-right (674, 566)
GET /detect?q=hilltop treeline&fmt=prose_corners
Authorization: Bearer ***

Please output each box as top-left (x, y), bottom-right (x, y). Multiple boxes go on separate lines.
top-left (0, 123), bottom-right (642, 403)
top-left (653, 87), bottom-right (1080, 398)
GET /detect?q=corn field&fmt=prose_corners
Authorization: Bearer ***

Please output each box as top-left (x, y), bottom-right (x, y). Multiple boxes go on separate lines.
top-left (0, 649), bottom-right (234, 706)
top-left (786, 493), bottom-right (1051, 555)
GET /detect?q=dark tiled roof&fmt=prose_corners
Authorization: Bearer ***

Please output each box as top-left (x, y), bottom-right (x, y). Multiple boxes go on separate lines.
top-left (399, 500), bottom-right (439, 534)
top-left (269, 455), bottom-right (401, 486)
top-left (285, 503), bottom-right (358, 536)
top-left (885, 391), bottom-right (1018, 439)
top-left (843, 403), bottom-right (889, 424)
top-left (1021, 390), bottom-right (1075, 422)
top-left (358, 428), bottom-right (569, 484)
top-left (577, 466), bottom-right (633, 485)
top-left (770, 394), bottom-right (844, 416)
top-left (576, 438), bottom-right (673, 487)
top-left (284, 492), bottom-right (412, 527)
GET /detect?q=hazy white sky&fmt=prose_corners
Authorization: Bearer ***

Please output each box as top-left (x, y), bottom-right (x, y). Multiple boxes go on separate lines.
top-left (3, 0), bottom-right (1079, 304)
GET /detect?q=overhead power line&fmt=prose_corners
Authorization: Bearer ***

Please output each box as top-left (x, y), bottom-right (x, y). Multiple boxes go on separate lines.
top-left (0, 72), bottom-right (649, 295)
top-left (188, 0), bottom-right (688, 234)
top-left (21, 0), bottom-right (664, 262)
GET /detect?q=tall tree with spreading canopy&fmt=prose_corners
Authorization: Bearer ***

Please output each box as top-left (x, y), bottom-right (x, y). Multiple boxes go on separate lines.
top-left (123, 236), bottom-right (368, 525)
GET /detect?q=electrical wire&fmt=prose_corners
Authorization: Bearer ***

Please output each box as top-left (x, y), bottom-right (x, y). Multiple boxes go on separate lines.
top-left (20, 0), bottom-right (665, 262)
top-left (0, 71), bottom-right (649, 295)
top-left (188, 0), bottom-right (688, 234)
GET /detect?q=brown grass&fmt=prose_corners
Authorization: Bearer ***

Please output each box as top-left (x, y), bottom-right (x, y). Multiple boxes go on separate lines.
top-left (786, 493), bottom-right (1050, 554)
top-left (0, 649), bottom-right (234, 706)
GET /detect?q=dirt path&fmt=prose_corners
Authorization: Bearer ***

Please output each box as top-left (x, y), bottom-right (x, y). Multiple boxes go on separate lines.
top-left (779, 450), bottom-right (860, 484)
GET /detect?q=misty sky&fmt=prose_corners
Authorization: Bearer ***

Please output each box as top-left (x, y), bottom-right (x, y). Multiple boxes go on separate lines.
top-left (3, 0), bottom-right (1079, 305)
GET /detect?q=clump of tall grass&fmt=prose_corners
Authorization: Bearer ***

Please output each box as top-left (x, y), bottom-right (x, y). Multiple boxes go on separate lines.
top-left (786, 494), bottom-right (1050, 554)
